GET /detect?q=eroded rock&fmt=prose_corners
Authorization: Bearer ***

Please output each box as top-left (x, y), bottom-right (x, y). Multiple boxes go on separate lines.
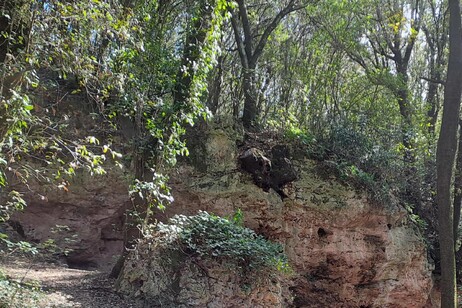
top-left (9, 126), bottom-right (435, 307)
top-left (10, 167), bottom-right (130, 269)
top-left (117, 220), bottom-right (292, 308)
top-left (157, 134), bottom-right (435, 307)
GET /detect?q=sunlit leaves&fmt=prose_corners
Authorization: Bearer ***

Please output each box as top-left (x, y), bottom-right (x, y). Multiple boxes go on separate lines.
top-left (129, 174), bottom-right (174, 211)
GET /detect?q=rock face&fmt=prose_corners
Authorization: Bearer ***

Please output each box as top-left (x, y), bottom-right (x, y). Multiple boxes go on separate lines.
top-left (153, 129), bottom-right (435, 308)
top-left (9, 125), bottom-right (435, 307)
top-left (117, 230), bottom-right (292, 307)
top-left (11, 168), bottom-right (130, 269)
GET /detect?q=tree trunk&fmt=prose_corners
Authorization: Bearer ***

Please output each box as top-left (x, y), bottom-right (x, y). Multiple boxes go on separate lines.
top-left (207, 55), bottom-right (224, 115)
top-left (437, 0), bottom-right (462, 306)
top-left (230, 0), bottom-right (304, 129)
top-left (112, 0), bottom-right (217, 279)
top-left (173, 0), bottom-right (215, 108)
top-left (242, 67), bottom-right (257, 128)
top-left (423, 2), bottom-right (448, 136)
top-left (427, 79), bottom-right (440, 135)
top-left (395, 63), bottom-right (415, 164)
top-left (453, 119), bottom-right (462, 246)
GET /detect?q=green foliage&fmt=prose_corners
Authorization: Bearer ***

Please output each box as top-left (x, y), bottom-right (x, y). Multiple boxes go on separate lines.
top-left (156, 211), bottom-right (290, 274)
top-left (0, 0), bottom-right (231, 242)
top-left (302, 123), bottom-right (406, 204)
top-left (0, 0), bottom-right (126, 223)
top-left (0, 269), bottom-right (42, 308)
top-left (284, 126), bottom-right (313, 145)
top-left (0, 223), bottom-right (76, 257)
top-left (105, 0), bottom-right (229, 218)
top-left (0, 236), bottom-right (37, 255)
top-left (231, 208), bottom-right (244, 226)
top-left (403, 203), bottom-right (427, 230)
top-left (0, 191), bottom-right (26, 223)
top-left (129, 173), bottom-right (173, 211)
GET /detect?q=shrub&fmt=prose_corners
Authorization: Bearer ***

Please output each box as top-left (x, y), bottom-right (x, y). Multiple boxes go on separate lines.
top-left (156, 211), bottom-right (290, 273)
top-left (0, 270), bottom-right (42, 308)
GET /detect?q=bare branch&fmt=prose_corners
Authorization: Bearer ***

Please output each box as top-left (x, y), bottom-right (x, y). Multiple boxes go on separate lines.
top-left (421, 76), bottom-right (445, 85)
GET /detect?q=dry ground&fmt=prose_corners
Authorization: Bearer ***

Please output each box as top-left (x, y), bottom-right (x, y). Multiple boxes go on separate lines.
top-left (0, 258), bottom-right (140, 308)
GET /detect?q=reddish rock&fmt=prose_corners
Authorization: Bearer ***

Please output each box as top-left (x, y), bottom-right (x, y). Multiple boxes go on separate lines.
top-left (157, 156), bottom-right (434, 307)
top-left (10, 127), bottom-right (435, 306)
top-left (11, 168), bottom-right (130, 269)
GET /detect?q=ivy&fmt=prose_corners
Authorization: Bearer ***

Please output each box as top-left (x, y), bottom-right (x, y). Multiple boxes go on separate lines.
top-left (156, 211), bottom-right (290, 274)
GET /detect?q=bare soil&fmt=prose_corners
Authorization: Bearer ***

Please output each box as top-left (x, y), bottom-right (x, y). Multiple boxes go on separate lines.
top-left (0, 257), bottom-right (139, 308)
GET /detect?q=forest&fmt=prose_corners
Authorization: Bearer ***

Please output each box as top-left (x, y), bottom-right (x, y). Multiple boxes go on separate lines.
top-left (0, 0), bottom-right (461, 307)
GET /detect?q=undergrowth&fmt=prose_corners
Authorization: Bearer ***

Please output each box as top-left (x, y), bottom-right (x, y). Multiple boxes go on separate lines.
top-left (0, 269), bottom-right (42, 308)
top-left (285, 124), bottom-right (415, 204)
top-left (0, 223), bottom-right (78, 308)
top-left (155, 211), bottom-right (290, 274)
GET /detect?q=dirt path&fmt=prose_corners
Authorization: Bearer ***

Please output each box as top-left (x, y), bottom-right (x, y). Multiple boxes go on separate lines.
top-left (0, 259), bottom-right (139, 308)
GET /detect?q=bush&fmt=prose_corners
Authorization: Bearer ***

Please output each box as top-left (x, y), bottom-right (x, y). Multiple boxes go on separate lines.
top-left (156, 211), bottom-right (290, 273)
top-left (310, 124), bottom-right (407, 204)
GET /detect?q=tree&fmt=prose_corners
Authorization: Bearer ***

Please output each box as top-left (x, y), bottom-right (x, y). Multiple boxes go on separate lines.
top-left (110, 0), bottom-right (227, 277)
top-left (318, 0), bottom-right (422, 163)
top-left (230, 0), bottom-right (306, 128)
top-left (436, 0), bottom-right (462, 306)
top-left (421, 0), bottom-right (447, 135)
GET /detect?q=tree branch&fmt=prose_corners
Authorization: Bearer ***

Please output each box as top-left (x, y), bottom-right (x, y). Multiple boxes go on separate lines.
top-left (235, 0), bottom-right (253, 61)
top-left (251, 0), bottom-right (306, 67)
top-left (230, 13), bottom-right (249, 69)
top-left (421, 76), bottom-right (446, 85)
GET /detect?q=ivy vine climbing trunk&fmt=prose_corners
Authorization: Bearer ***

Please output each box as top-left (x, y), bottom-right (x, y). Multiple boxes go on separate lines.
top-left (173, 0), bottom-right (215, 109)
top-left (112, 0), bottom-right (219, 279)
top-left (437, 0), bottom-right (462, 306)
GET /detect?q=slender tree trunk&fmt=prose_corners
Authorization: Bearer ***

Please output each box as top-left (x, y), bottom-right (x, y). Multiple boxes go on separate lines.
top-left (426, 70), bottom-right (442, 135)
top-left (437, 0), bottom-right (462, 306)
top-left (110, 104), bottom-right (146, 279)
top-left (242, 67), bottom-right (257, 128)
top-left (207, 55), bottom-right (224, 115)
top-left (395, 64), bottom-right (415, 164)
top-left (397, 89), bottom-right (414, 163)
top-left (230, 0), bottom-right (304, 129)
top-left (427, 85), bottom-right (439, 134)
top-left (395, 67), bottom-right (423, 209)
top-left (453, 119), bottom-right (462, 246)
top-left (423, 2), bottom-right (448, 136)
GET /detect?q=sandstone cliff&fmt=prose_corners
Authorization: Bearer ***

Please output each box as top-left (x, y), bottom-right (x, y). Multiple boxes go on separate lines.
top-left (12, 127), bottom-right (435, 307)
